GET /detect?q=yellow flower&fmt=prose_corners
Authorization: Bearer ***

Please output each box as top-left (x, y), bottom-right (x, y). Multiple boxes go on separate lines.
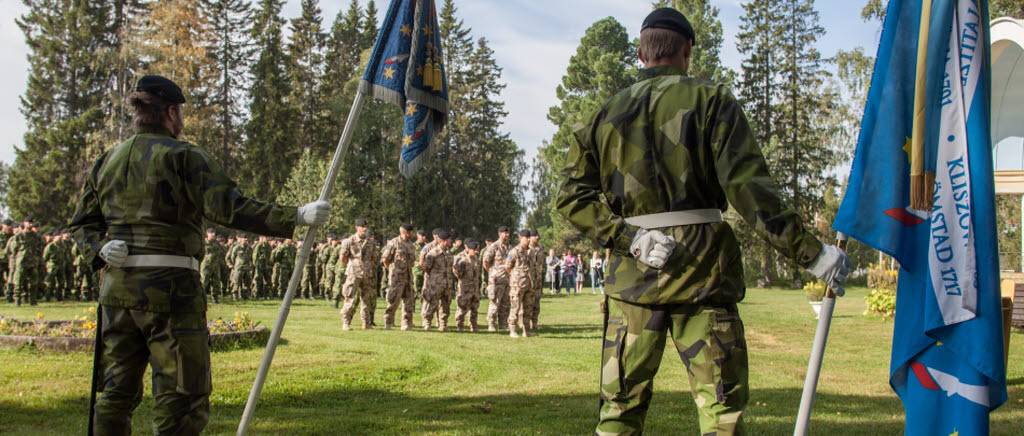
top-left (36, 312), bottom-right (43, 318)
top-left (216, 319), bottom-right (223, 325)
top-left (88, 307), bottom-right (95, 312)
top-left (235, 312), bottom-right (239, 317)
top-left (234, 318), bottom-right (241, 323)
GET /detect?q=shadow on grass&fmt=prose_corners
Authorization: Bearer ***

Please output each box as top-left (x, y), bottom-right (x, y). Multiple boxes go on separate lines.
top-left (13, 385), bottom-right (1022, 435)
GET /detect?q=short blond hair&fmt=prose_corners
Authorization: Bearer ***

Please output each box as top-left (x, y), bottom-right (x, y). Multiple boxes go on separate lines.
top-left (639, 28), bottom-right (687, 62)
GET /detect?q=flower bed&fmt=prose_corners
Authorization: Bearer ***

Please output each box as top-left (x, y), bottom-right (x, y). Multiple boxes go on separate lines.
top-left (0, 310), bottom-right (268, 353)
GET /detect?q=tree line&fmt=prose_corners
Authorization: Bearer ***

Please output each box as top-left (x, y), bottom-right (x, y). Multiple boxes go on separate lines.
top-left (8, 0), bottom-right (524, 242)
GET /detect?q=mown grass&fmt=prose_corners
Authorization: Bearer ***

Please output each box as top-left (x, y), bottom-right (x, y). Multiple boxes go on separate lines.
top-left (0, 287), bottom-right (1022, 435)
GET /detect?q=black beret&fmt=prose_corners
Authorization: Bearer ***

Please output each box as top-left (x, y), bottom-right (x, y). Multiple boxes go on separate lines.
top-left (401, 223), bottom-right (414, 231)
top-left (518, 229), bottom-right (530, 237)
top-left (432, 227), bottom-right (442, 235)
top-left (530, 230), bottom-right (539, 237)
top-left (22, 216), bottom-right (34, 223)
top-left (2, 219), bottom-right (11, 225)
top-left (136, 75), bottom-right (186, 104)
top-left (642, 7), bottom-right (696, 43)
top-left (498, 226), bottom-right (510, 233)
top-left (238, 233), bottom-right (248, 238)
top-left (485, 238), bottom-right (494, 243)
top-left (463, 237), bottom-right (474, 246)
top-left (354, 218), bottom-right (367, 226)
top-left (466, 241), bottom-right (479, 250)
top-left (417, 229), bottom-right (426, 236)
top-left (206, 228), bottom-right (216, 233)
top-left (437, 231), bottom-right (451, 240)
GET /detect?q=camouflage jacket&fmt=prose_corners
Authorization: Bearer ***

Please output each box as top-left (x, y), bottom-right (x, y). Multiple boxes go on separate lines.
top-left (505, 244), bottom-right (534, 289)
top-left (381, 236), bottom-right (416, 285)
top-left (482, 241), bottom-right (511, 284)
top-left (69, 126), bottom-right (297, 312)
top-left (228, 243), bottom-right (254, 271)
top-left (555, 65), bottom-right (822, 306)
top-left (44, 240), bottom-right (64, 270)
top-left (9, 231), bottom-right (45, 270)
top-left (453, 251), bottom-right (479, 295)
top-left (201, 239), bottom-right (224, 270)
top-left (422, 245), bottom-right (453, 290)
top-left (252, 241), bottom-right (272, 270)
top-left (341, 235), bottom-right (378, 279)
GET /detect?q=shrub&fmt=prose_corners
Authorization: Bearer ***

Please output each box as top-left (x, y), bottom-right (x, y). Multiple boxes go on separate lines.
top-left (865, 263), bottom-right (898, 319)
top-left (803, 280), bottom-right (827, 302)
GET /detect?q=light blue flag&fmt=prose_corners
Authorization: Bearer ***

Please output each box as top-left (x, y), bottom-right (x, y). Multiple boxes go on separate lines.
top-left (833, 0), bottom-right (1006, 434)
top-left (359, 0), bottom-right (448, 178)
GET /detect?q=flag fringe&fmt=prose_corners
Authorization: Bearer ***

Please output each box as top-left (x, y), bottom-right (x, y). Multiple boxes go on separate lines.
top-left (910, 171), bottom-right (935, 211)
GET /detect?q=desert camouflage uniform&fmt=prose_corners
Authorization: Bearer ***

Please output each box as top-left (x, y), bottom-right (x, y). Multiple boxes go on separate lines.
top-left (201, 238), bottom-right (224, 303)
top-left (70, 125), bottom-right (296, 435)
top-left (555, 65), bottom-right (823, 435)
top-left (420, 244), bottom-right (453, 330)
top-left (453, 250), bottom-right (480, 331)
top-left (505, 244), bottom-right (534, 334)
top-left (339, 235), bottom-right (378, 328)
top-left (381, 236), bottom-right (417, 329)
top-left (482, 241), bottom-right (511, 329)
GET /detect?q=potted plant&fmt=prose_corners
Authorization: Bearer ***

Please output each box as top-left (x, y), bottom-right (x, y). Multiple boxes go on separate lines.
top-left (803, 280), bottom-right (827, 319)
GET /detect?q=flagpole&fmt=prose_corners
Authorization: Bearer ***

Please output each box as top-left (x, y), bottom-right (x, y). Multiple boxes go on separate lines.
top-left (236, 90), bottom-right (367, 436)
top-left (793, 232), bottom-right (848, 436)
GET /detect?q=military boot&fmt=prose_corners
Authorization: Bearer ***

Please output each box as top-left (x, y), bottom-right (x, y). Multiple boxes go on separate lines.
top-left (342, 322), bottom-right (351, 331)
top-left (509, 326), bottom-right (519, 338)
top-left (457, 325), bottom-right (464, 332)
top-left (385, 322), bottom-right (393, 330)
top-left (488, 323), bottom-right (497, 332)
top-left (362, 322), bottom-right (372, 330)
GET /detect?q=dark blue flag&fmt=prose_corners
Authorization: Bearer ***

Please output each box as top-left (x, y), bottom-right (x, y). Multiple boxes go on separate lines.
top-left (834, 0), bottom-right (1006, 434)
top-left (359, 0), bottom-right (448, 177)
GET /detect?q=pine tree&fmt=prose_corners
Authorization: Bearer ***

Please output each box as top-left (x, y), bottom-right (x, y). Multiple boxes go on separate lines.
top-left (528, 17), bottom-right (636, 251)
top-left (9, 0), bottom-right (110, 227)
top-left (242, 0), bottom-right (298, 199)
top-left (652, 0), bottom-right (733, 83)
top-left (203, 0), bottom-right (253, 169)
top-left (288, 0), bottom-right (327, 154)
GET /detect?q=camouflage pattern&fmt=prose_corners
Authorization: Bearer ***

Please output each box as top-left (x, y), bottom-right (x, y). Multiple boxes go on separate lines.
top-left (554, 65), bottom-right (823, 306)
top-left (227, 241), bottom-right (254, 301)
top-left (61, 236), bottom-right (75, 299)
top-left (93, 306), bottom-right (211, 435)
top-left (420, 244), bottom-right (454, 330)
top-left (331, 246), bottom-right (346, 304)
top-left (8, 229), bottom-right (45, 305)
top-left (271, 241), bottom-right (296, 298)
top-left (43, 238), bottom-right (69, 301)
top-left (339, 234), bottom-right (379, 328)
top-left (301, 244), bottom-right (318, 299)
top-left (316, 242), bottom-right (330, 296)
top-left (71, 125), bottom-right (295, 436)
top-left (482, 240), bottom-right (511, 329)
top-left (72, 242), bottom-right (98, 301)
top-left (69, 126), bottom-right (296, 313)
top-left (453, 250), bottom-right (481, 331)
top-left (0, 230), bottom-right (11, 300)
top-left (381, 236), bottom-right (417, 329)
top-left (251, 238), bottom-right (272, 299)
top-left (505, 243), bottom-right (535, 334)
top-left (322, 241), bottom-right (339, 299)
top-left (530, 243), bottom-right (545, 327)
top-left (598, 298), bottom-right (748, 435)
top-left (413, 241), bottom-right (425, 300)
top-left (201, 237), bottom-right (224, 303)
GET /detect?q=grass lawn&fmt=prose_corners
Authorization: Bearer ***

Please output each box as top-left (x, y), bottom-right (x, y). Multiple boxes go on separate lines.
top-left (1, 287), bottom-right (1022, 435)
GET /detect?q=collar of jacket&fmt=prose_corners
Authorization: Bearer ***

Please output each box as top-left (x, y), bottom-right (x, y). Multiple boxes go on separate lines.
top-left (637, 65), bottom-right (687, 82)
top-left (135, 125), bottom-right (176, 138)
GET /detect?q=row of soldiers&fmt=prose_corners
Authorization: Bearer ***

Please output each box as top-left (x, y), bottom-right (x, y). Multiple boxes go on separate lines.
top-left (1, 217), bottom-right (101, 306)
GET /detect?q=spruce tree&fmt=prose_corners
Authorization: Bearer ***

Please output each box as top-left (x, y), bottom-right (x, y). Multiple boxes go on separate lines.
top-left (243, 0), bottom-right (298, 199)
top-left (319, 0), bottom-right (363, 149)
top-left (288, 0), bottom-right (327, 154)
top-left (203, 0), bottom-right (254, 169)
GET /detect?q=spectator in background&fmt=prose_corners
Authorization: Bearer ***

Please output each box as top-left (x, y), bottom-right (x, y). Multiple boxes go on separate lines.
top-left (546, 249), bottom-right (561, 294)
top-left (575, 255), bottom-right (586, 293)
top-left (561, 249), bottom-right (576, 293)
top-left (590, 251), bottom-right (604, 294)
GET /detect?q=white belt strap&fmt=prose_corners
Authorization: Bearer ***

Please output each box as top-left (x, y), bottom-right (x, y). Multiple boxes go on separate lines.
top-left (122, 255), bottom-right (200, 271)
top-left (624, 209), bottom-right (723, 229)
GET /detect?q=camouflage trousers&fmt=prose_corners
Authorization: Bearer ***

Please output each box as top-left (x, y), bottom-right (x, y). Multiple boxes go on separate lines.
top-left (229, 268), bottom-right (251, 300)
top-left (420, 285), bottom-right (452, 330)
top-left (76, 267), bottom-right (98, 301)
top-left (250, 267), bottom-right (271, 299)
top-left (598, 298), bottom-right (748, 436)
top-left (340, 276), bottom-right (375, 326)
top-left (331, 272), bottom-right (346, 303)
top-left (322, 268), bottom-right (336, 299)
top-left (200, 263), bottom-right (221, 302)
top-left (12, 266), bottom-right (43, 305)
top-left (301, 267), bottom-right (317, 299)
top-left (93, 306), bottom-right (210, 436)
top-left (507, 281), bottom-right (535, 332)
top-left (486, 280), bottom-right (510, 329)
top-left (531, 283), bottom-right (542, 327)
top-left (384, 278), bottom-right (415, 329)
top-left (454, 287), bottom-right (480, 330)
top-left (273, 265), bottom-right (293, 299)
top-left (44, 266), bottom-right (69, 301)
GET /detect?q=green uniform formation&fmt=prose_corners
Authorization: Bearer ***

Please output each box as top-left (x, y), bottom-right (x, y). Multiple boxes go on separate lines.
top-left (1, 219), bottom-right (92, 306)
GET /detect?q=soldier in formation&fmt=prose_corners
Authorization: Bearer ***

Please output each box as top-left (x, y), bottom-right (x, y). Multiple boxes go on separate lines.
top-left (453, 239), bottom-right (481, 331)
top-left (339, 218), bottom-right (379, 330)
top-left (381, 224), bottom-right (417, 330)
top-left (482, 226), bottom-right (512, 331)
top-left (420, 231), bottom-right (453, 331)
top-left (505, 230), bottom-right (535, 338)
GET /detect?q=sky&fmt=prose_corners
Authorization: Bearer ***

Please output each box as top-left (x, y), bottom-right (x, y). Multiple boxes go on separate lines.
top-left (0, 0), bottom-right (886, 176)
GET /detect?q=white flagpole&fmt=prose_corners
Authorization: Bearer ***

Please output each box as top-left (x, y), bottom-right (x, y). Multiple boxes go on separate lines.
top-left (237, 90), bottom-right (367, 436)
top-left (794, 232), bottom-right (848, 436)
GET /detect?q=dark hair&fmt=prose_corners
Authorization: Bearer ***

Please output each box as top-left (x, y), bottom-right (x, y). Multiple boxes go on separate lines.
top-left (128, 90), bottom-right (173, 131)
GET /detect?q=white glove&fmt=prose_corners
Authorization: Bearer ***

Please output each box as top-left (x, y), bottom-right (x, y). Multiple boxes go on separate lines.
top-left (806, 244), bottom-right (852, 297)
top-left (296, 200), bottom-right (331, 226)
top-left (99, 240), bottom-right (128, 267)
top-left (629, 228), bottom-right (676, 269)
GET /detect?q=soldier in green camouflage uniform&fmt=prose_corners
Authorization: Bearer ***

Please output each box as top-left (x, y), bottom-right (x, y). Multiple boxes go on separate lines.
top-left (61, 231), bottom-right (76, 300)
top-left (72, 240), bottom-right (97, 301)
top-left (228, 234), bottom-right (254, 300)
top-left (9, 218), bottom-right (45, 306)
top-left (301, 241), bottom-right (318, 300)
top-left (219, 236), bottom-right (231, 293)
top-left (0, 219), bottom-right (13, 301)
top-left (331, 238), bottom-right (347, 308)
top-left (201, 229), bottom-right (224, 303)
top-left (69, 75), bottom-right (329, 436)
top-left (43, 231), bottom-right (65, 301)
top-left (554, 11), bottom-right (849, 436)
top-left (271, 239), bottom-right (294, 299)
top-left (322, 235), bottom-right (339, 301)
top-left (251, 235), bottom-right (272, 299)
